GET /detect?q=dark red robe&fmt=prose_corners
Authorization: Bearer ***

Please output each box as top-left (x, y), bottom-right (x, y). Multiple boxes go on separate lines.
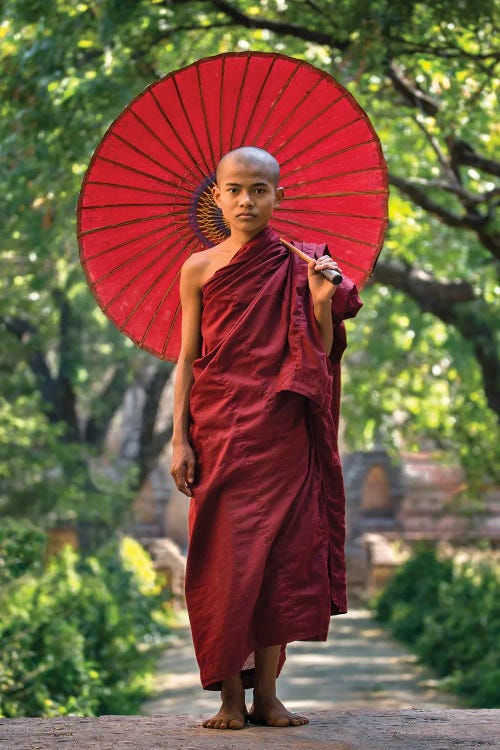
top-left (185, 226), bottom-right (362, 690)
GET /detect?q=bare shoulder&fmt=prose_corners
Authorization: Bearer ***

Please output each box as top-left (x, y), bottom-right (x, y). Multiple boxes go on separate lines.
top-left (182, 241), bottom-right (233, 290)
top-left (182, 249), bottom-right (211, 275)
top-left (181, 249), bottom-right (211, 292)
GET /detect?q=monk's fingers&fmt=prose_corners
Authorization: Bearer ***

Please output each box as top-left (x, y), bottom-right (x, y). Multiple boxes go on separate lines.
top-left (170, 463), bottom-right (193, 497)
top-left (315, 256), bottom-right (340, 270)
top-left (186, 455), bottom-right (196, 485)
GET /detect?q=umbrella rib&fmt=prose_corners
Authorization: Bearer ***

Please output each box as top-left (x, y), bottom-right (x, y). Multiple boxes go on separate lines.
top-left (229, 53), bottom-right (251, 151)
top-left (82, 201), bottom-right (176, 209)
top-left (271, 215), bottom-right (379, 247)
top-left (239, 55), bottom-right (277, 145)
top-left (89, 231), bottom-right (179, 284)
top-left (288, 165), bottom-right (383, 185)
top-left (281, 138), bottom-right (378, 178)
top-left (84, 179), bottom-right (181, 198)
top-left (81, 223), bottom-right (179, 263)
top-left (101, 228), bottom-right (194, 316)
top-left (272, 92), bottom-right (350, 157)
top-left (278, 207), bottom-right (387, 220)
top-left (128, 107), bottom-right (196, 181)
top-left (278, 112), bottom-right (364, 164)
top-left (252, 60), bottom-right (302, 145)
top-left (141, 238), bottom-right (197, 349)
top-left (283, 189), bottom-right (387, 198)
top-left (218, 55), bottom-right (226, 163)
top-left (171, 75), bottom-right (211, 176)
top-left (196, 61), bottom-right (216, 171)
top-left (121, 232), bottom-right (197, 332)
top-left (148, 88), bottom-right (207, 181)
top-left (161, 297), bottom-right (182, 359)
top-left (273, 222), bottom-right (371, 274)
top-left (262, 76), bottom-right (323, 151)
top-left (109, 131), bottom-right (197, 190)
top-left (95, 154), bottom-right (192, 197)
top-left (79, 211), bottom-right (188, 237)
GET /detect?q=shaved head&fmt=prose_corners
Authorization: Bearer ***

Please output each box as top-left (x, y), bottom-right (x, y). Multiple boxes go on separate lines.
top-left (216, 147), bottom-right (280, 186)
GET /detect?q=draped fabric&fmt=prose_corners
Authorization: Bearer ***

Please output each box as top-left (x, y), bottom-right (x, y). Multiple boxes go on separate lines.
top-left (185, 226), bottom-right (362, 690)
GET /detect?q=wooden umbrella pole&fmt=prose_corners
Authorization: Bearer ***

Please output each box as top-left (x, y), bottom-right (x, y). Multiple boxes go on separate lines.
top-left (279, 236), bottom-right (343, 286)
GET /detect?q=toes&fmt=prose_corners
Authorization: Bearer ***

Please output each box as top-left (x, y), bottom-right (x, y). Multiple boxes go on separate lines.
top-left (203, 715), bottom-right (244, 730)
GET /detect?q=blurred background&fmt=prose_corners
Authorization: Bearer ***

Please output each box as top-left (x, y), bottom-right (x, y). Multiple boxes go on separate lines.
top-left (1, 0), bottom-right (498, 718)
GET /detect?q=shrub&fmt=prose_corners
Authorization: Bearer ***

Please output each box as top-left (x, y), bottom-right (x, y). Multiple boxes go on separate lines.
top-left (373, 543), bottom-right (453, 642)
top-left (371, 544), bottom-right (500, 707)
top-left (0, 521), bottom-right (171, 718)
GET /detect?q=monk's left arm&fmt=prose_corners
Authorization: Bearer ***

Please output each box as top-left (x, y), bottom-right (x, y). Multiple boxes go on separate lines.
top-left (308, 255), bottom-right (340, 357)
top-left (313, 300), bottom-right (334, 357)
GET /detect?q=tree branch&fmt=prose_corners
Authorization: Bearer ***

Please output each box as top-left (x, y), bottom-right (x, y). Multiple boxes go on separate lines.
top-left (390, 175), bottom-right (500, 258)
top-left (84, 361), bottom-right (131, 448)
top-left (396, 176), bottom-right (485, 203)
top-left (2, 316), bottom-right (60, 421)
top-left (385, 37), bottom-right (500, 63)
top-left (372, 259), bottom-right (476, 309)
top-left (412, 114), bottom-right (461, 186)
top-left (372, 260), bottom-right (499, 418)
top-left (390, 174), bottom-right (488, 228)
top-left (201, 0), bottom-right (350, 50)
top-left (447, 137), bottom-right (500, 178)
top-left (52, 289), bottom-right (79, 441)
top-left (386, 61), bottom-right (440, 116)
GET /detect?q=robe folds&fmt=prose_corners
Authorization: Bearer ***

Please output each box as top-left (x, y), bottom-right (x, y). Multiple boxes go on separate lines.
top-left (185, 225), bottom-right (362, 691)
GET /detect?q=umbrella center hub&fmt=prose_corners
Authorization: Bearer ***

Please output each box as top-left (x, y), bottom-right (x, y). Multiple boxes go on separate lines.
top-left (189, 172), bottom-right (230, 247)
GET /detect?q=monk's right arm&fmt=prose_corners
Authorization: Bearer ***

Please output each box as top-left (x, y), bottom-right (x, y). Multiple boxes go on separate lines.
top-left (170, 259), bottom-right (203, 497)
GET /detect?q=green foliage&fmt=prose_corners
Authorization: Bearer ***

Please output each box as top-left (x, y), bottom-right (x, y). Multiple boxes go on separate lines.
top-left (372, 545), bottom-right (500, 707)
top-left (342, 287), bottom-right (500, 486)
top-left (0, 0), bottom-right (498, 515)
top-left (374, 543), bottom-right (453, 640)
top-left (0, 521), bottom-right (171, 718)
top-left (0, 516), bottom-right (47, 585)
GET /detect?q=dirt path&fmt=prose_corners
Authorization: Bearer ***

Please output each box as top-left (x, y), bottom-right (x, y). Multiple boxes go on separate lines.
top-left (141, 608), bottom-right (461, 717)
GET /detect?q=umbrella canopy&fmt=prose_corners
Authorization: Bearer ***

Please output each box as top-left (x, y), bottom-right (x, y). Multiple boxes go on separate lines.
top-left (78, 51), bottom-right (388, 361)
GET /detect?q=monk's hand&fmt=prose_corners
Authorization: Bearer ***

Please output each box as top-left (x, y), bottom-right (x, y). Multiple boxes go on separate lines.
top-left (170, 441), bottom-right (196, 497)
top-left (307, 256), bottom-right (341, 306)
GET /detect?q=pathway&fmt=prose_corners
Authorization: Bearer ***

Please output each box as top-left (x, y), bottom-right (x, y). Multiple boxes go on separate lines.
top-left (141, 608), bottom-right (461, 717)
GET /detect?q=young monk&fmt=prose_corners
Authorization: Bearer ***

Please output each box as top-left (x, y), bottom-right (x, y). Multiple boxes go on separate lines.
top-left (170, 146), bottom-right (362, 730)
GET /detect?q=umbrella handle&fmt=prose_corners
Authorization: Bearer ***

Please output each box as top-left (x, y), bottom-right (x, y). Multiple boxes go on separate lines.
top-left (280, 237), bottom-right (343, 286)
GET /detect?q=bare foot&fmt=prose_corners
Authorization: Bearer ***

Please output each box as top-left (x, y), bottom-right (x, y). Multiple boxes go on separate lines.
top-left (202, 700), bottom-right (247, 730)
top-left (248, 695), bottom-right (309, 727)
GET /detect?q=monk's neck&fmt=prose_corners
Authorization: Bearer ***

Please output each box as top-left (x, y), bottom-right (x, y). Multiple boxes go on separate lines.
top-left (228, 225), bottom-right (272, 249)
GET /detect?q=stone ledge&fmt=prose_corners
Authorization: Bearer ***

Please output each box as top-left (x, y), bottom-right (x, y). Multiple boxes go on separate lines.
top-left (1, 709), bottom-right (499, 750)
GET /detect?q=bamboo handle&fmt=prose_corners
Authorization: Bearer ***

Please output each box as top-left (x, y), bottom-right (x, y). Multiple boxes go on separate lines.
top-left (280, 236), bottom-right (343, 286)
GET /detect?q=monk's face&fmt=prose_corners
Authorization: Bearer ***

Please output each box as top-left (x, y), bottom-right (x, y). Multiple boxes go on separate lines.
top-left (213, 156), bottom-right (284, 238)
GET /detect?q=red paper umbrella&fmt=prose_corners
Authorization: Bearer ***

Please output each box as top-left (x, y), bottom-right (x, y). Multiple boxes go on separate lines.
top-left (78, 51), bottom-right (388, 362)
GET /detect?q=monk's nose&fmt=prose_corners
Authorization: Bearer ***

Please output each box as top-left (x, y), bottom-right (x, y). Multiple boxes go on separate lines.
top-left (239, 192), bottom-right (253, 206)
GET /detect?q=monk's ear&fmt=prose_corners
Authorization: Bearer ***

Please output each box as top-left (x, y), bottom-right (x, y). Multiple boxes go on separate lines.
top-left (274, 186), bottom-right (284, 207)
top-left (212, 184), bottom-right (222, 207)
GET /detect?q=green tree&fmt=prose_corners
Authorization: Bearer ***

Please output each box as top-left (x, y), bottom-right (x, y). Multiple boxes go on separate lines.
top-left (1, 0), bottom-right (498, 525)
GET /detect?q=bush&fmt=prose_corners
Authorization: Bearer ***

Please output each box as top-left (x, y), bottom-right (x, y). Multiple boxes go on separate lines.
top-left (0, 517), bottom-right (46, 585)
top-left (0, 520), bottom-right (172, 718)
top-left (371, 544), bottom-right (500, 707)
